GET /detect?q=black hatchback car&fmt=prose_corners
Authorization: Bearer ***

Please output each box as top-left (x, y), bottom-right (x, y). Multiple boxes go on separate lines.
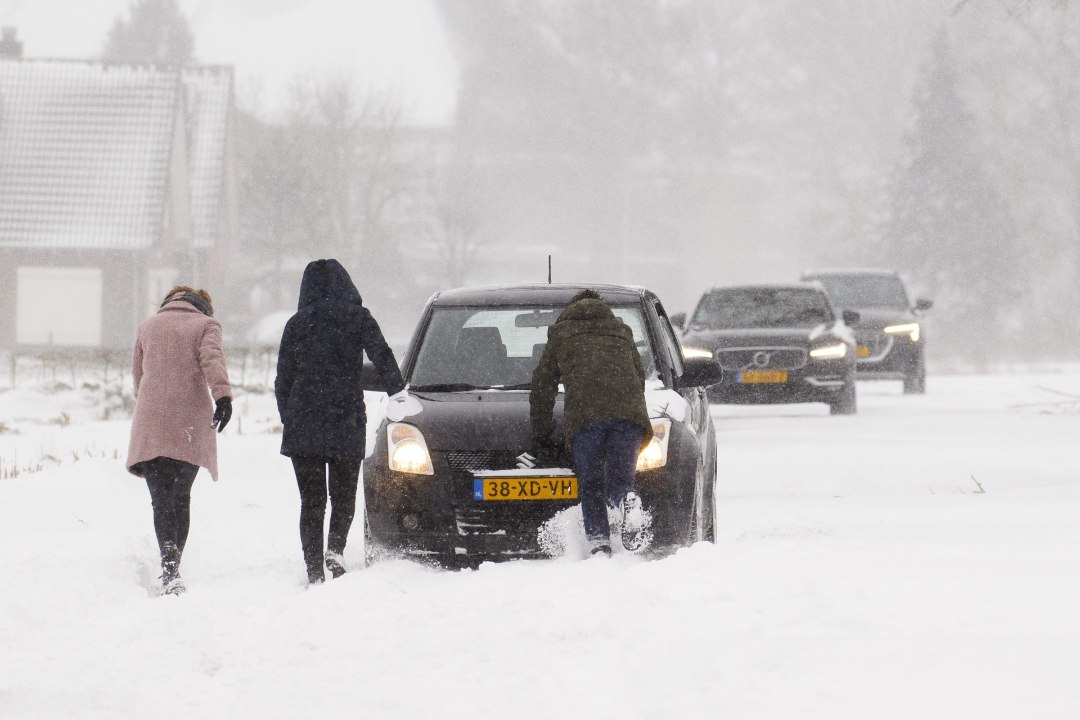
top-left (800, 269), bottom-right (932, 394)
top-left (361, 284), bottom-right (723, 566)
top-left (676, 283), bottom-right (858, 415)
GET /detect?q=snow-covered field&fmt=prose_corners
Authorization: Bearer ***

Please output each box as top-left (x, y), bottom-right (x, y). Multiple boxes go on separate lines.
top-left (2, 372), bottom-right (1079, 719)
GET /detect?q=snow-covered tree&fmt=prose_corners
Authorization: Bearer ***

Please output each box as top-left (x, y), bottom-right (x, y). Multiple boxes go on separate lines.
top-left (881, 29), bottom-right (1024, 363)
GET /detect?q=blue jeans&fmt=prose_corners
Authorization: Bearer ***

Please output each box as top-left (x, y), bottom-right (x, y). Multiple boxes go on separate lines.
top-left (571, 419), bottom-right (644, 542)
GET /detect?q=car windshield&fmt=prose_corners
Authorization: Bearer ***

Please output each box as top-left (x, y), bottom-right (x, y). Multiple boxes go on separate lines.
top-left (690, 288), bottom-right (834, 330)
top-left (409, 304), bottom-right (659, 390)
top-left (809, 275), bottom-right (909, 309)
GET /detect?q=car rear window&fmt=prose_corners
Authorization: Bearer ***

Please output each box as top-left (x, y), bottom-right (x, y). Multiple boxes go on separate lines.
top-left (691, 288), bottom-right (835, 330)
top-left (410, 305), bottom-right (659, 388)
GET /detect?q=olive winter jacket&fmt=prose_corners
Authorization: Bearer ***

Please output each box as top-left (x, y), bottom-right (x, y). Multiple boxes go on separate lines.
top-left (530, 298), bottom-right (653, 447)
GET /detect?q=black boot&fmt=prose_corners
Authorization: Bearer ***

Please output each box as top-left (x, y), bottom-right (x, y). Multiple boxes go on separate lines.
top-left (161, 541), bottom-right (185, 596)
top-left (324, 550), bottom-right (347, 579)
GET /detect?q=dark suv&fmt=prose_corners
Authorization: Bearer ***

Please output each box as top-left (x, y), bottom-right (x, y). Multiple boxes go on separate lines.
top-left (800, 269), bottom-right (931, 394)
top-left (361, 284), bottom-right (724, 565)
top-left (676, 283), bottom-right (858, 415)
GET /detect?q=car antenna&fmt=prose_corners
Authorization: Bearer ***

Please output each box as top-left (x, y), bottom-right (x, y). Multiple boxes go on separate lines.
top-left (548, 254), bottom-right (552, 284)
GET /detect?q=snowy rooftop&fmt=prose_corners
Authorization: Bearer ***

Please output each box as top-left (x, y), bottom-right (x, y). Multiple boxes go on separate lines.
top-left (0, 58), bottom-right (231, 251)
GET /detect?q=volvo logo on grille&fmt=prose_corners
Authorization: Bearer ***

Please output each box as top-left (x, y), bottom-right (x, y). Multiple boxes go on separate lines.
top-left (752, 351), bottom-right (771, 368)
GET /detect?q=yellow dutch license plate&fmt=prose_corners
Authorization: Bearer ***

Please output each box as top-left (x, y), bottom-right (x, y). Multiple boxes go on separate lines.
top-left (856, 345), bottom-right (871, 358)
top-left (739, 370), bottom-right (788, 384)
top-left (473, 476), bottom-right (578, 501)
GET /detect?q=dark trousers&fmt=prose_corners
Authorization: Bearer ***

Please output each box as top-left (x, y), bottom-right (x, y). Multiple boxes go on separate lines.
top-left (140, 456), bottom-right (199, 564)
top-left (571, 419), bottom-right (644, 542)
top-left (291, 456), bottom-right (362, 576)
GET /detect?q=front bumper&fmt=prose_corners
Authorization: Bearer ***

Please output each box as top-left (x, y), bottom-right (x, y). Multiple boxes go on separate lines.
top-left (854, 331), bottom-right (922, 378)
top-left (364, 449), bottom-right (678, 559)
top-left (706, 364), bottom-right (851, 405)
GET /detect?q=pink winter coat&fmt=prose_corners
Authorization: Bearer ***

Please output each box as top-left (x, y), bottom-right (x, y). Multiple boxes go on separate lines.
top-left (126, 298), bottom-right (232, 481)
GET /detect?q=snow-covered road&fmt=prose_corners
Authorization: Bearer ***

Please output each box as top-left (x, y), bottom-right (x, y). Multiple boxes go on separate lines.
top-left (2, 373), bottom-right (1079, 719)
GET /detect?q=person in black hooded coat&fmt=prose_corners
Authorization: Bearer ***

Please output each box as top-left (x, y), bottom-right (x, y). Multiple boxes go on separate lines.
top-left (275, 259), bottom-right (405, 584)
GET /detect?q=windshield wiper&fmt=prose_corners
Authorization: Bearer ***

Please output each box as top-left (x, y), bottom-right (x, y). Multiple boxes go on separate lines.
top-left (494, 383), bottom-right (532, 390)
top-left (410, 383), bottom-right (494, 392)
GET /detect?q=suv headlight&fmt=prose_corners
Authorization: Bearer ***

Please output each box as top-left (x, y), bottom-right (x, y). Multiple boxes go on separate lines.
top-left (809, 342), bottom-right (847, 360)
top-left (387, 423), bottom-right (434, 475)
top-left (637, 418), bottom-right (672, 471)
top-left (884, 323), bottom-right (920, 342)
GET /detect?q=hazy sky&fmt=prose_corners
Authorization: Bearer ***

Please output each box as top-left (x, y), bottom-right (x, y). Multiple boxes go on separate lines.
top-left (0, 0), bottom-right (458, 124)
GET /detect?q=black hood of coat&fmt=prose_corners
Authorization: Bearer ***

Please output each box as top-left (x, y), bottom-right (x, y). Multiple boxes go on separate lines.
top-left (298, 259), bottom-right (362, 309)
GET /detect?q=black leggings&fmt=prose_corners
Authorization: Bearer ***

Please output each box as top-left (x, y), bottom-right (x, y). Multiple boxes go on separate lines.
top-left (140, 457), bottom-right (199, 560)
top-left (291, 457), bottom-right (362, 572)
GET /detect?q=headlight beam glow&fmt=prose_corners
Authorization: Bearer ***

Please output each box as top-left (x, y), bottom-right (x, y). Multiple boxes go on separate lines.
top-left (883, 323), bottom-right (920, 342)
top-left (809, 342), bottom-right (848, 359)
top-left (637, 418), bottom-right (672, 471)
top-left (387, 423), bottom-right (434, 475)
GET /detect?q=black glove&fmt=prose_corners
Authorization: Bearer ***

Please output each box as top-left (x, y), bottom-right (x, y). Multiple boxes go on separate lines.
top-left (212, 397), bottom-right (232, 433)
top-left (529, 434), bottom-right (561, 467)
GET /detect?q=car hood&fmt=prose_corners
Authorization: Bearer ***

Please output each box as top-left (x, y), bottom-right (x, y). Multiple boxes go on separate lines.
top-left (847, 307), bottom-right (916, 330)
top-left (683, 325), bottom-right (835, 350)
top-left (398, 392), bottom-right (548, 452)
top-left (392, 387), bottom-right (687, 452)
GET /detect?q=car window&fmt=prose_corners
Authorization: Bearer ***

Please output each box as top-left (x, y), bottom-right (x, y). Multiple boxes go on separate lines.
top-left (691, 288), bottom-right (835, 330)
top-left (652, 300), bottom-right (684, 377)
top-left (808, 275), bottom-right (910, 309)
top-left (410, 304), bottom-right (660, 389)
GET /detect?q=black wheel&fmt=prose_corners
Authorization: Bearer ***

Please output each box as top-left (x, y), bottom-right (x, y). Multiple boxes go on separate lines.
top-left (702, 438), bottom-right (717, 543)
top-left (830, 380), bottom-right (857, 415)
top-left (362, 510), bottom-right (378, 568)
top-left (903, 357), bottom-right (926, 394)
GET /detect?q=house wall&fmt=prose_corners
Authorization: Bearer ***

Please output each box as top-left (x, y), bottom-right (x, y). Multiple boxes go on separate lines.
top-left (0, 249), bottom-right (147, 351)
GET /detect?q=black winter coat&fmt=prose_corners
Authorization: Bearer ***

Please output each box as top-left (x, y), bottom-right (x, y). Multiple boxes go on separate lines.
top-left (275, 259), bottom-right (405, 460)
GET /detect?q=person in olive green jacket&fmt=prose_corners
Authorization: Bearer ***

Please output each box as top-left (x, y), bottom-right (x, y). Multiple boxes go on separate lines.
top-left (530, 289), bottom-right (653, 556)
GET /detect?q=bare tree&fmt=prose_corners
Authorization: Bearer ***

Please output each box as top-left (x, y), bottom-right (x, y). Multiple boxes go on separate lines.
top-left (102, 0), bottom-right (194, 65)
top-left (423, 158), bottom-right (485, 288)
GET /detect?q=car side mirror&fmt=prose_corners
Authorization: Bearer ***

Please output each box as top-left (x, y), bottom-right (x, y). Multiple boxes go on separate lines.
top-left (680, 356), bottom-right (724, 388)
top-left (669, 312), bottom-right (686, 331)
top-left (915, 298), bottom-right (933, 312)
top-left (360, 361), bottom-right (389, 392)
top-left (841, 309), bottom-right (860, 325)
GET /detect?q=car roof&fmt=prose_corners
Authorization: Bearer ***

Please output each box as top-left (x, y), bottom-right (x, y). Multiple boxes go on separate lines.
top-left (800, 268), bottom-right (900, 278)
top-left (430, 283), bottom-right (649, 307)
top-left (702, 281), bottom-right (827, 294)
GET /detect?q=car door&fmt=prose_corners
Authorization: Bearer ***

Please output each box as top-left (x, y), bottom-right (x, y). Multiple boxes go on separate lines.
top-left (651, 298), bottom-right (711, 444)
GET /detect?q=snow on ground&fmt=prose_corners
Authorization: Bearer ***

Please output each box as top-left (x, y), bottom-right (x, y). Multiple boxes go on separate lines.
top-left (1, 373), bottom-right (1079, 719)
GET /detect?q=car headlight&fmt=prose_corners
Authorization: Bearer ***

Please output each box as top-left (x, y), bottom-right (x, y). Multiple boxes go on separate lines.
top-left (637, 418), bottom-right (672, 472)
top-left (884, 322), bottom-right (920, 342)
top-left (682, 347), bottom-right (713, 359)
top-left (809, 342), bottom-right (847, 359)
top-left (387, 423), bottom-right (434, 475)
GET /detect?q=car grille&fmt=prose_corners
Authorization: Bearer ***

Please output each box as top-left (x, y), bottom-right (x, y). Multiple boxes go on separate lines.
top-left (446, 451), bottom-right (518, 473)
top-left (714, 347), bottom-right (807, 371)
top-left (454, 504), bottom-right (565, 537)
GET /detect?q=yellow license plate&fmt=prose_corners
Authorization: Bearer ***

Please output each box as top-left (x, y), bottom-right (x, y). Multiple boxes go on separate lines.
top-left (856, 345), bottom-right (871, 358)
top-left (473, 477), bottom-right (578, 501)
top-left (738, 370), bottom-right (788, 384)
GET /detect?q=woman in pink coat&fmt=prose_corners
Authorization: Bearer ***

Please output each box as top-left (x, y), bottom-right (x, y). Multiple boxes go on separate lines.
top-left (127, 286), bottom-right (232, 596)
